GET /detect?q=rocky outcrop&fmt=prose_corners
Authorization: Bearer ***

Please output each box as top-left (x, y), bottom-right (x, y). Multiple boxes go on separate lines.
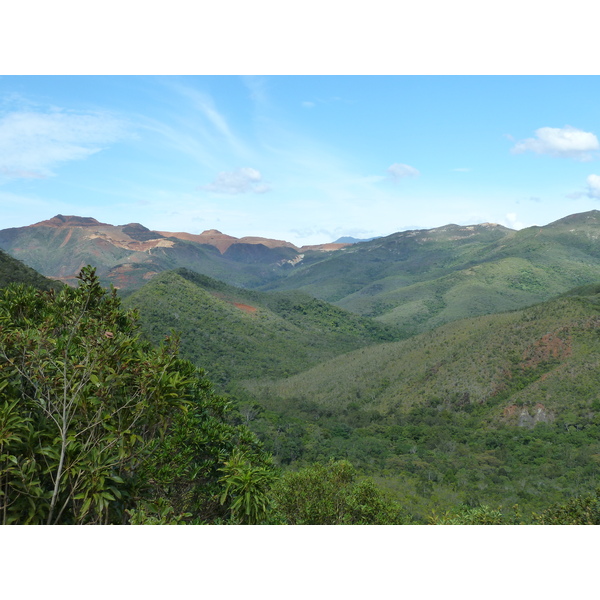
top-left (504, 403), bottom-right (555, 428)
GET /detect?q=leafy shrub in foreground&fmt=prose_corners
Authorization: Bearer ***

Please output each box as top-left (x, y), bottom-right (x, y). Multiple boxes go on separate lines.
top-left (0, 267), bottom-right (273, 524)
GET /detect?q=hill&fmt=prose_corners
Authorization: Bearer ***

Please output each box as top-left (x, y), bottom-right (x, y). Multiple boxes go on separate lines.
top-left (0, 248), bottom-right (61, 290)
top-left (7, 211), bottom-right (600, 339)
top-left (260, 211), bottom-right (600, 335)
top-left (123, 268), bottom-right (401, 388)
top-left (240, 286), bottom-right (600, 518)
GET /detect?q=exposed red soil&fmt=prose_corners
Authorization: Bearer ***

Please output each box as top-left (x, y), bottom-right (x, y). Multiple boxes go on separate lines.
top-left (58, 228), bottom-right (73, 248)
top-left (521, 331), bottom-right (572, 368)
top-left (233, 302), bottom-right (258, 313)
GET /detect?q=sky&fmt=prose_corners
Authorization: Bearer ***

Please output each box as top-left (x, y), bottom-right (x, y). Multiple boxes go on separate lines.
top-left (3, 75), bottom-right (600, 245)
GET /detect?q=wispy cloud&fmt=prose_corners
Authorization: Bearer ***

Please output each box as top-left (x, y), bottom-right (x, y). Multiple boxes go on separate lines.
top-left (201, 167), bottom-right (271, 195)
top-left (242, 76), bottom-right (270, 107)
top-left (167, 82), bottom-right (252, 160)
top-left (137, 115), bottom-right (223, 172)
top-left (452, 167), bottom-right (471, 172)
top-left (387, 163), bottom-right (420, 180)
top-left (0, 109), bottom-right (128, 180)
top-left (512, 126), bottom-right (599, 161)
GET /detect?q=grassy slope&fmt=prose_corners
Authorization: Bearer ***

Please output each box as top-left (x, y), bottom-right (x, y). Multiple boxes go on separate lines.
top-left (240, 287), bottom-right (600, 519)
top-left (123, 268), bottom-right (401, 388)
top-left (260, 223), bottom-right (514, 301)
top-left (246, 290), bottom-right (600, 420)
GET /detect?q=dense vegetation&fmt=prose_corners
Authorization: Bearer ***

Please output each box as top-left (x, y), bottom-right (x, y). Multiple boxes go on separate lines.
top-left (5, 210), bottom-right (600, 524)
top-left (239, 288), bottom-right (600, 520)
top-left (0, 268), bottom-right (274, 524)
top-left (123, 268), bottom-right (400, 388)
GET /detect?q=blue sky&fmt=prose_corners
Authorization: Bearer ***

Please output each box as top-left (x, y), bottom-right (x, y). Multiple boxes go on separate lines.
top-left (2, 75), bottom-right (600, 245)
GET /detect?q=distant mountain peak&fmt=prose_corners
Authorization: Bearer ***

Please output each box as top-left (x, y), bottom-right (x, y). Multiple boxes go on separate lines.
top-left (334, 236), bottom-right (379, 244)
top-left (32, 215), bottom-right (108, 228)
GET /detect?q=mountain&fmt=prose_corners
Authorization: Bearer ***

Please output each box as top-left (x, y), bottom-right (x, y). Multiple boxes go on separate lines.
top-left (123, 268), bottom-right (400, 388)
top-left (0, 215), bottom-right (342, 290)
top-left (7, 209), bottom-right (600, 520)
top-left (158, 227), bottom-right (349, 254)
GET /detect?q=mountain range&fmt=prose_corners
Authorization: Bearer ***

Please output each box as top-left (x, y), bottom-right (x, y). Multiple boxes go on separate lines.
top-left (5, 210), bottom-right (600, 337)
top-left (0, 214), bottom-right (347, 290)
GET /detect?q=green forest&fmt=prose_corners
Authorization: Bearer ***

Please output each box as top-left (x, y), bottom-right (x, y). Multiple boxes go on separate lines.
top-left (2, 261), bottom-right (600, 524)
top-left (6, 214), bottom-right (600, 524)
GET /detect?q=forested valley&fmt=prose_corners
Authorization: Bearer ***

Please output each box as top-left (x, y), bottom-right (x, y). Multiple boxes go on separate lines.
top-left (4, 212), bottom-right (600, 524)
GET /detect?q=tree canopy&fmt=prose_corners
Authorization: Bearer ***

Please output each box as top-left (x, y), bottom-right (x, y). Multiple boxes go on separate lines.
top-left (0, 267), bottom-right (274, 524)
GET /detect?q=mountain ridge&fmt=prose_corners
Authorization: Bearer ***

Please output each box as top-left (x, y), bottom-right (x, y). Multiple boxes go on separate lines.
top-left (5, 210), bottom-right (600, 339)
top-left (0, 215), bottom-right (351, 289)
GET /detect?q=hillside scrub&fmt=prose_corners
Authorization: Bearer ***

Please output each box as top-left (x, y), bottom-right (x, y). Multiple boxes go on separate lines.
top-left (0, 248), bottom-right (60, 291)
top-left (241, 290), bottom-right (600, 519)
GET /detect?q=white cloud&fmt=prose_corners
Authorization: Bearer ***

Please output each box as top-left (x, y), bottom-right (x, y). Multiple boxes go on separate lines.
top-left (387, 163), bottom-right (420, 180)
top-left (503, 212), bottom-right (526, 230)
top-left (451, 167), bottom-right (471, 172)
top-left (0, 110), bottom-right (128, 179)
top-left (512, 126), bottom-right (599, 161)
top-left (586, 174), bottom-right (600, 198)
top-left (202, 167), bottom-right (271, 194)
top-left (302, 101), bottom-right (316, 108)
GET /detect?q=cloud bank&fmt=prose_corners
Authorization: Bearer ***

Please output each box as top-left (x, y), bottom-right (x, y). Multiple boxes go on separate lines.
top-left (586, 174), bottom-right (600, 198)
top-left (512, 126), bottom-right (599, 161)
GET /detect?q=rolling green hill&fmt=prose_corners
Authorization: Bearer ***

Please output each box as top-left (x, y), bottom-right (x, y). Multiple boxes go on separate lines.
top-left (245, 291), bottom-right (600, 419)
top-left (240, 286), bottom-right (600, 519)
top-left (7, 211), bottom-right (600, 341)
top-left (123, 268), bottom-right (401, 388)
top-left (260, 211), bottom-right (600, 336)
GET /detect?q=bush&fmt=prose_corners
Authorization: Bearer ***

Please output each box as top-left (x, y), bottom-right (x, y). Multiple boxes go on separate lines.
top-left (271, 460), bottom-right (406, 524)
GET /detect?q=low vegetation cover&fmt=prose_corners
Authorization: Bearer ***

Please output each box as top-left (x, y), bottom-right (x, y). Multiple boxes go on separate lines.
top-left (260, 211), bottom-right (600, 337)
